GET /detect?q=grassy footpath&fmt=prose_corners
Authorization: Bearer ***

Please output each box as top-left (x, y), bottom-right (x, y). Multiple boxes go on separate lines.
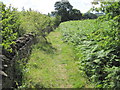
top-left (21, 30), bottom-right (94, 88)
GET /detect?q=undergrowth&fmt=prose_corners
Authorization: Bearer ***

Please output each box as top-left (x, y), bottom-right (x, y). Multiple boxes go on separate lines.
top-left (58, 19), bottom-right (120, 88)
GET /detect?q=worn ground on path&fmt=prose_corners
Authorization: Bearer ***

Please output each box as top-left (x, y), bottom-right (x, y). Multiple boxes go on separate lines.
top-left (23, 30), bottom-right (93, 88)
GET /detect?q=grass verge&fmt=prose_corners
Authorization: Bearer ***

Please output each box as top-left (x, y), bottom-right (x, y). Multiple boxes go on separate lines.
top-left (19, 30), bottom-right (94, 88)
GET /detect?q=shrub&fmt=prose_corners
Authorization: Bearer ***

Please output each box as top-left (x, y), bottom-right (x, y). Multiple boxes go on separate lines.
top-left (1, 3), bottom-right (20, 52)
top-left (58, 18), bottom-right (120, 88)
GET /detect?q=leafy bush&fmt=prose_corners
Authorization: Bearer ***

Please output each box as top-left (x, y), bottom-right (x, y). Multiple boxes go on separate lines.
top-left (1, 3), bottom-right (20, 52)
top-left (1, 3), bottom-right (58, 88)
top-left (51, 15), bottom-right (61, 26)
top-left (19, 10), bottom-right (56, 36)
top-left (83, 12), bottom-right (98, 19)
top-left (58, 18), bottom-right (120, 88)
top-left (1, 3), bottom-right (57, 51)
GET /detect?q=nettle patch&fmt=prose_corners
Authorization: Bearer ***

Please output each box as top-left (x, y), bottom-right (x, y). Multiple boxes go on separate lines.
top-left (59, 17), bottom-right (120, 88)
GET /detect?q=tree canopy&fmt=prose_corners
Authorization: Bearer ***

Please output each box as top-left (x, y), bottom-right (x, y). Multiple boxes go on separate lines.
top-left (53, 0), bottom-right (82, 22)
top-left (92, 1), bottom-right (120, 19)
top-left (83, 12), bottom-right (98, 19)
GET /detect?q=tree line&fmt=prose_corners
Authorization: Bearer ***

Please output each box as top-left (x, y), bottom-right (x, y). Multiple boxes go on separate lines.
top-left (50, 0), bottom-right (100, 22)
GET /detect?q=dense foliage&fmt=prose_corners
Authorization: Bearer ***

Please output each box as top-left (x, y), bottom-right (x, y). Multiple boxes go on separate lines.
top-left (53, 0), bottom-right (82, 22)
top-left (1, 2), bottom-right (59, 52)
top-left (58, 13), bottom-right (120, 88)
top-left (83, 12), bottom-right (98, 19)
top-left (1, 0), bottom-right (120, 89)
top-left (58, 1), bottom-right (120, 88)
top-left (19, 9), bottom-right (57, 36)
top-left (1, 3), bottom-right (60, 88)
top-left (1, 3), bottom-right (20, 52)
top-left (92, 1), bottom-right (120, 19)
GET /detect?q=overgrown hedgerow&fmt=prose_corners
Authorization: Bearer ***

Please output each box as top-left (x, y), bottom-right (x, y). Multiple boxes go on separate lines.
top-left (58, 17), bottom-right (120, 88)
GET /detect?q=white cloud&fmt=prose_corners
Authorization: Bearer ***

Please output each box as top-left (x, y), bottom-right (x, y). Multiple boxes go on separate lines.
top-left (69, 0), bottom-right (93, 13)
top-left (1, 0), bottom-right (94, 14)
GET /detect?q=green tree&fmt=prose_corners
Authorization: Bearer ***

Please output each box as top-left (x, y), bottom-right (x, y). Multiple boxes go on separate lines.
top-left (54, 0), bottom-right (73, 22)
top-left (69, 9), bottom-right (82, 20)
top-left (83, 12), bottom-right (98, 19)
top-left (54, 0), bottom-right (82, 22)
top-left (92, 1), bottom-right (120, 19)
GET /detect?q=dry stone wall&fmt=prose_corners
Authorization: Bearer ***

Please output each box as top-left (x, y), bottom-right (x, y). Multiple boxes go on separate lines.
top-left (0, 33), bottom-right (36, 89)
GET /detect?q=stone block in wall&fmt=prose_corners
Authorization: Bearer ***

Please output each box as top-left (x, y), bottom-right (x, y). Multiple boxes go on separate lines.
top-left (2, 33), bottom-right (36, 89)
top-left (0, 55), bottom-right (14, 88)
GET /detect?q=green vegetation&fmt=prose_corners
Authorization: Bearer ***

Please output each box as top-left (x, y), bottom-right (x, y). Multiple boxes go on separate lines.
top-left (19, 31), bottom-right (93, 88)
top-left (1, 2), bottom-right (60, 88)
top-left (52, 0), bottom-right (82, 22)
top-left (58, 16), bottom-right (120, 88)
top-left (1, 2), bottom-right (59, 52)
top-left (82, 12), bottom-right (98, 19)
top-left (56, 1), bottom-right (120, 88)
top-left (19, 10), bottom-right (56, 36)
top-left (1, 0), bottom-right (120, 89)
top-left (1, 3), bottom-right (20, 52)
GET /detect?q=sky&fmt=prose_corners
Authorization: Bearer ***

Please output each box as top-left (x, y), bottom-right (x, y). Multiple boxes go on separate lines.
top-left (0, 0), bottom-right (97, 14)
